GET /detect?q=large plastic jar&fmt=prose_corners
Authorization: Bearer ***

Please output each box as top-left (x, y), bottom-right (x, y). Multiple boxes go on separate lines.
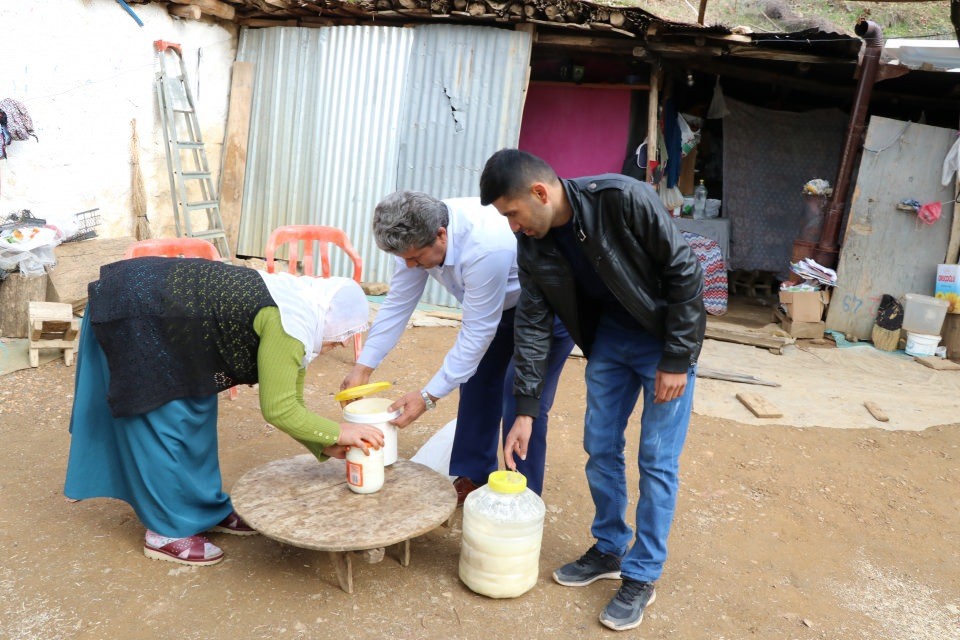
top-left (343, 397), bottom-right (401, 466)
top-left (345, 445), bottom-right (384, 494)
top-left (459, 470), bottom-right (546, 598)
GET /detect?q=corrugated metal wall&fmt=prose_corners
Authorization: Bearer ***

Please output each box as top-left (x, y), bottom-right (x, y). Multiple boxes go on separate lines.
top-left (396, 25), bottom-right (532, 197)
top-left (236, 26), bottom-right (412, 277)
top-left (236, 24), bottom-right (531, 307)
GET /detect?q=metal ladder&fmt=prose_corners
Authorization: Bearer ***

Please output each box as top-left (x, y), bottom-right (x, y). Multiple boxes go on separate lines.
top-left (154, 40), bottom-right (230, 260)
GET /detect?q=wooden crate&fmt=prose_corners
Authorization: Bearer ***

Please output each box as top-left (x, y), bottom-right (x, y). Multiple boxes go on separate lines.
top-left (28, 301), bottom-right (79, 367)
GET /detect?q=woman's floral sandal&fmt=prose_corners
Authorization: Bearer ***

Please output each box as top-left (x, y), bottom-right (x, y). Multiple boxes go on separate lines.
top-left (210, 510), bottom-right (258, 536)
top-left (143, 532), bottom-right (224, 566)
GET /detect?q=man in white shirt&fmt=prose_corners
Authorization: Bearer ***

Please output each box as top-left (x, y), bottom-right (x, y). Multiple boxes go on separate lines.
top-left (341, 190), bottom-right (573, 501)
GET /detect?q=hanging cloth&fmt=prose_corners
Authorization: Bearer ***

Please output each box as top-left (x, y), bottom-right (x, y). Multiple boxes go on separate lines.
top-left (942, 135), bottom-right (960, 186)
top-left (662, 97), bottom-right (682, 189)
top-left (0, 99), bottom-right (37, 143)
top-left (707, 78), bottom-right (731, 119)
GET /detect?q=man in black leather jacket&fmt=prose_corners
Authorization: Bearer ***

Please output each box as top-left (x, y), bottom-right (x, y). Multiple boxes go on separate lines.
top-left (480, 149), bottom-right (706, 632)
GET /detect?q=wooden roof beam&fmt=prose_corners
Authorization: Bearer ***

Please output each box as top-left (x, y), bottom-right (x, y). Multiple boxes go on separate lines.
top-left (168, 3), bottom-right (202, 19)
top-left (535, 32), bottom-right (637, 50)
top-left (692, 58), bottom-right (958, 109)
top-left (647, 40), bottom-right (856, 65)
top-left (167, 0), bottom-right (236, 20)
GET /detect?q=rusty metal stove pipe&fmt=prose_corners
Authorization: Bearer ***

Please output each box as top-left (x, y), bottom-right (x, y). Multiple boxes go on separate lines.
top-left (812, 19), bottom-right (885, 269)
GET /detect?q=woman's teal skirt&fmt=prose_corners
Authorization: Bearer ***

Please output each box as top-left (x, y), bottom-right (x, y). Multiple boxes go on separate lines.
top-left (64, 322), bottom-right (233, 537)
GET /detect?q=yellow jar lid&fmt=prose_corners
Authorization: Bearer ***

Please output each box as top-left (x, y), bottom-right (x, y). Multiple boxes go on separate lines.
top-left (334, 381), bottom-right (392, 403)
top-left (487, 470), bottom-right (527, 494)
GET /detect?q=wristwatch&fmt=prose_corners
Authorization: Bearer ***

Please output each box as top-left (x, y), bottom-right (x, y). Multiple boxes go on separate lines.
top-left (420, 390), bottom-right (436, 410)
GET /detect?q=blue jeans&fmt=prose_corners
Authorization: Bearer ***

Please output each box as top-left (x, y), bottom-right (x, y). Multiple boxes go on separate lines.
top-left (583, 314), bottom-right (696, 583)
top-left (451, 308), bottom-right (573, 495)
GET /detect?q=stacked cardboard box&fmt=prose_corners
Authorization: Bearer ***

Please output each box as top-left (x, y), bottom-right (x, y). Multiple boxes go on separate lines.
top-left (776, 289), bottom-right (829, 339)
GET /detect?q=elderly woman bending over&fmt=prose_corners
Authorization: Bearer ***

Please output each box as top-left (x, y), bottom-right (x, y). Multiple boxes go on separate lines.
top-left (64, 256), bottom-right (383, 566)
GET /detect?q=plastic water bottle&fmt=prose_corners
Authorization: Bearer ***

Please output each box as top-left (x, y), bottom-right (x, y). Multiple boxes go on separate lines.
top-left (459, 470), bottom-right (545, 598)
top-left (693, 180), bottom-right (708, 220)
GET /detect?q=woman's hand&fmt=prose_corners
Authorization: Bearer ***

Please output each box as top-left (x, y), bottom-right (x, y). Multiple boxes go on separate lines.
top-left (321, 444), bottom-right (350, 459)
top-left (337, 422), bottom-right (384, 453)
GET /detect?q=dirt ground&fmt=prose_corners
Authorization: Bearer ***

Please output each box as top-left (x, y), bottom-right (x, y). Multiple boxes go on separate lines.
top-left (1, 312), bottom-right (959, 640)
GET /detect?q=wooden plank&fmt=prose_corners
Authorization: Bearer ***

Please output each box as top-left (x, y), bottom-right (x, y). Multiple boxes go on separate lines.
top-left (697, 367), bottom-right (780, 387)
top-left (425, 310), bottom-right (463, 322)
top-left (705, 325), bottom-right (793, 353)
top-left (825, 117), bottom-right (956, 340)
top-left (0, 273), bottom-right (48, 338)
top-left (947, 175), bottom-right (960, 263)
top-left (48, 237), bottom-right (135, 312)
top-left (31, 320), bottom-right (72, 339)
top-left (168, 4), bottom-right (202, 19)
top-left (329, 551), bottom-right (353, 594)
top-left (168, 0), bottom-right (235, 20)
top-left (218, 62), bottom-right (255, 260)
top-left (28, 301), bottom-right (73, 322)
top-left (863, 401), bottom-right (889, 422)
top-left (736, 392), bottom-right (783, 418)
top-left (914, 355), bottom-right (960, 370)
top-left (942, 313), bottom-right (960, 360)
top-left (646, 64), bottom-right (659, 183)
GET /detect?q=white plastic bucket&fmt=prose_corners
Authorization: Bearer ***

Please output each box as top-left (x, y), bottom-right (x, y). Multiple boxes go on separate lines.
top-left (343, 397), bottom-right (400, 465)
top-left (904, 331), bottom-right (941, 357)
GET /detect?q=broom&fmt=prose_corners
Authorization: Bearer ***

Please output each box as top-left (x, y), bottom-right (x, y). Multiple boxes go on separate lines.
top-left (131, 118), bottom-right (151, 240)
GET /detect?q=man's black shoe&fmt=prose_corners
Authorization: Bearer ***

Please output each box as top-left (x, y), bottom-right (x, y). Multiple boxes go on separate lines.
top-left (552, 544), bottom-right (621, 586)
top-left (599, 578), bottom-right (656, 631)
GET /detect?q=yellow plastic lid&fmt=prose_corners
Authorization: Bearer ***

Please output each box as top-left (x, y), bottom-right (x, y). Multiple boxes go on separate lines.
top-left (487, 470), bottom-right (527, 494)
top-left (334, 381), bottom-right (392, 403)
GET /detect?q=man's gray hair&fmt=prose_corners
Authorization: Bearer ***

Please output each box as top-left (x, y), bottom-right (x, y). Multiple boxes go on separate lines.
top-left (372, 191), bottom-right (449, 254)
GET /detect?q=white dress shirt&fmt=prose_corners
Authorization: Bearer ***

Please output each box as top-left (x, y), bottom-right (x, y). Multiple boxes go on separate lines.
top-left (358, 197), bottom-right (520, 399)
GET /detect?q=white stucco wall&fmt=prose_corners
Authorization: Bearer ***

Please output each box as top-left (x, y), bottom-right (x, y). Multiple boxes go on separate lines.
top-left (0, 1), bottom-right (237, 239)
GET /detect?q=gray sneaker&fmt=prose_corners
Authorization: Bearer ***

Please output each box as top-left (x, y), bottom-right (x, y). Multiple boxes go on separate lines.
top-left (599, 578), bottom-right (657, 631)
top-left (552, 544), bottom-right (621, 586)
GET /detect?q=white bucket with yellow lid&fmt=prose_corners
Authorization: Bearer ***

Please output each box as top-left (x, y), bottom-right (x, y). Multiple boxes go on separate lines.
top-left (335, 382), bottom-right (401, 466)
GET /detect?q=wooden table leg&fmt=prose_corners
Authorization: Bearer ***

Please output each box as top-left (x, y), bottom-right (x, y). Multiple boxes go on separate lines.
top-left (391, 539), bottom-right (410, 567)
top-left (329, 551), bottom-right (353, 593)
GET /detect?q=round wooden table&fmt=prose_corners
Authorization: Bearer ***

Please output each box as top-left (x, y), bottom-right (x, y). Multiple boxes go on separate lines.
top-left (231, 455), bottom-right (457, 593)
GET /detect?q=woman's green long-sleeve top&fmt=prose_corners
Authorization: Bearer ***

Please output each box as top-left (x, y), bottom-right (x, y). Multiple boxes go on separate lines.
top-left (254, 306), bottom-right (340, 459)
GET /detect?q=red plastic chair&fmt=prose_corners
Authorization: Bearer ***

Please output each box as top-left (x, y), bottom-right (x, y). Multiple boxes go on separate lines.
top-left (123, 238), bottom-right (221, 260)
top-left (264, 225), bottom-right (364, 360)
top-left (123, 238), bottom-right (239, 400)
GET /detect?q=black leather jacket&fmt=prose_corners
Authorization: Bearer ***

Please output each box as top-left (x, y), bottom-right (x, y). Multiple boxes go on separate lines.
top-left (513, 174), bottom-right (706, 418)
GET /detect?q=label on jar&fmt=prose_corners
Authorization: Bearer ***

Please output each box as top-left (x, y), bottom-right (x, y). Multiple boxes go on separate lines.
top-left (347, 460), bottom-right (364, 487)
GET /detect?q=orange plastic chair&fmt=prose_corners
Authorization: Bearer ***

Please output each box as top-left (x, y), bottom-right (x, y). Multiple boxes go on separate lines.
top-left (123, 238), bottom-right (221, 260)
top-left (264, 225), bottom-right (364, 360)
top-left (123, 238), bottom-right (239, 400)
